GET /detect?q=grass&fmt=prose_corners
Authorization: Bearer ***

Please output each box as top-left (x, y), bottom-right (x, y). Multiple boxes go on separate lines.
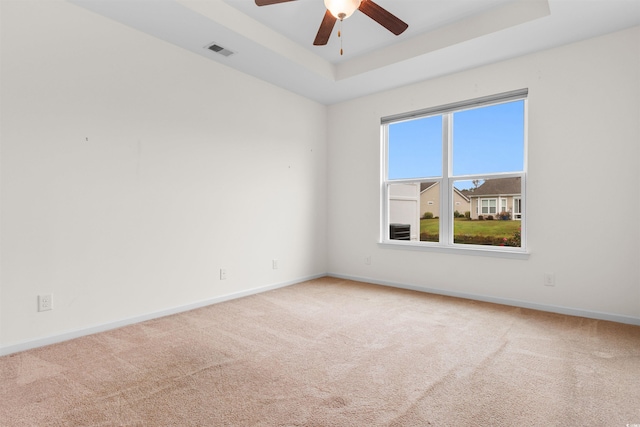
top-left (420, 218), bottom-right (521, 245)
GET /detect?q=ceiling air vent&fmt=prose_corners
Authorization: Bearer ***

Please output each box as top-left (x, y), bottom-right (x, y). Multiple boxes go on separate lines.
top-left (206, 43), bottom-right (235, 57)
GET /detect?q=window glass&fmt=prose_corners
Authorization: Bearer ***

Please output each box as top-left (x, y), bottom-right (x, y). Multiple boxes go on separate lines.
top-left (388, 115), bottom-right (442, 179)
top-left (388, 182), bottom-right (440, 242)
top-left (452, 178), bottom-right (522, 248)
top-left (420, 182), bottom-right (439, 242)
top-left (452, 101), bottom-right (524, 176)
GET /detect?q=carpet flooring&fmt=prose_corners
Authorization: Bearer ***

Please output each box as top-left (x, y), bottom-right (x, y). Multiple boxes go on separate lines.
top-left (1, 277), bottom-right (639, 426)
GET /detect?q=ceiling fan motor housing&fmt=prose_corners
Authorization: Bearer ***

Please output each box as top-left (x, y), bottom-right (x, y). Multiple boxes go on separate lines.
top-left (324, 0), bottom-right (361, 20)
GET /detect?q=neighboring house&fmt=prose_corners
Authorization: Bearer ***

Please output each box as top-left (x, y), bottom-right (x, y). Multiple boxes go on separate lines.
top-left (420, 182), bottom-right (471, 218)
top-left (465, 177), bottom-right (522, 220)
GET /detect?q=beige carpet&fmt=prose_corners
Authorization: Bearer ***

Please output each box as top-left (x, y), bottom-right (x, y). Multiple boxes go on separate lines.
top-left (1, 277), bottom-right (639, 426)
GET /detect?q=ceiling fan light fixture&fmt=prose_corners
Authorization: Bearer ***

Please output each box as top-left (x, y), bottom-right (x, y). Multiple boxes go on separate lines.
top-left (324, 0), bottom-right (361, 20)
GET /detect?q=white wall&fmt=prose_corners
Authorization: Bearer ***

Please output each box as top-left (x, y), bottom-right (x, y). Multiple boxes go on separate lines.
top-left (0, 0), bottom-right (327, 350)
top-left (327, 26), bottom-right (640, 323)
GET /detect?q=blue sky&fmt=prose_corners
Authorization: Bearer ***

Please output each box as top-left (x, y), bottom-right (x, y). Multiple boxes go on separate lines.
top-left (388, 100), bottom-right (524, 187)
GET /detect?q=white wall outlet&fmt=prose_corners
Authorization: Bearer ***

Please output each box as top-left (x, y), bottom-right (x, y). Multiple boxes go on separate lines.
top-left (365, 256), bottom-right (371, 265)
top-left (272, 259), bottom-right (278, 270)
top-left (544, 273), bottom-right (556, 287)
top-left (220, 268), bottom-right (227, 280)
top-left (38, 294), bottom-right (53, 312)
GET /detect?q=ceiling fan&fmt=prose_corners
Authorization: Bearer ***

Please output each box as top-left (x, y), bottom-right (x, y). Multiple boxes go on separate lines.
top-left (254, 0), bottom-right (408, 50)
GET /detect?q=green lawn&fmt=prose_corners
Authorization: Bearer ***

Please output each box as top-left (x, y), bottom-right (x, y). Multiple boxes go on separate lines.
top-left (420, 218), bottom-right (521, 245)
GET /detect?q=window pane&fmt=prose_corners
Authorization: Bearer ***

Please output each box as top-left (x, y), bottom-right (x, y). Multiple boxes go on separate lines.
top-left (453, 178), bottom-right (522, 247)
top-left (452, 100), bottom-right (524, 176)
top-left (388, 182), bottom-right (439, 242)
top-left (388, 183), bottom-right (419, 241)
top-left (419, 181), bottom-right (439, 242)
top-left (388, 115), bottom-right (442, 179)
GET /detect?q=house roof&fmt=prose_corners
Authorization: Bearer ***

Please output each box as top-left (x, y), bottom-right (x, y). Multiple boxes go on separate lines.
top-left (468, 177), bottom-right (521, 196)
top-left (420, 182), bottom-right (437, 192)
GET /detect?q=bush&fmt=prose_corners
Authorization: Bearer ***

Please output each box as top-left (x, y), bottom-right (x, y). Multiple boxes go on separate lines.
top-left (454, 235), bottom-right (506, 245)
top-left (487, 215), bottom-right (494, 220)
top-left (464, 211), bottom-right (471, 220)
top-left (422, 212), bottom-right (434, 219)
top-left (454, 233), bottom-right (520, 247)
top-left (504, 229), bottom-right (522, 247)
top-left (453, 210), bottom-right (461, 218)
top-left (478, 215), bottom-right (484, 220)
top-left (498, 211), bottom-right (511, 220)
top-left (420, 232), bottom-right (438, 242)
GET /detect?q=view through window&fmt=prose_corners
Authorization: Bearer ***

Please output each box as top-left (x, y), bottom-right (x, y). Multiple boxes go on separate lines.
top-left (383, 90), bottom-right (527, 251)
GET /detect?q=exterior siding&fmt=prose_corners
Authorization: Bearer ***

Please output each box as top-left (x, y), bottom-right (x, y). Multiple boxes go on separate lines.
top-left (419, 184), bottom-right (440, 218)
top-left (419, 183), bottom-right (470, 218)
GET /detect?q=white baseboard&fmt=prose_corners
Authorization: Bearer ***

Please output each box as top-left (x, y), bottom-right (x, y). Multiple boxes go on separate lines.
top-left (329, 273), bottom-right (640, 326)
top-left (0, 273), bottom-right (326, 357)
top-left (4, 272), bottom-right (636, 357)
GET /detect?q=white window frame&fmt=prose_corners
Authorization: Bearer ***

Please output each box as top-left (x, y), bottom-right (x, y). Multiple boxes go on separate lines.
top-left (380, 89), bottom-right (528, 258)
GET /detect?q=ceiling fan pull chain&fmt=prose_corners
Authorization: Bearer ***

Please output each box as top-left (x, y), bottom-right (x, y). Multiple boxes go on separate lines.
top-left (339, 19), bottom-right (343, 55)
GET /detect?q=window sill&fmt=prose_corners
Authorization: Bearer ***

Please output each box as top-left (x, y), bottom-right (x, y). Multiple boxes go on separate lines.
top-left (378, 240), bottom-right (530, 260)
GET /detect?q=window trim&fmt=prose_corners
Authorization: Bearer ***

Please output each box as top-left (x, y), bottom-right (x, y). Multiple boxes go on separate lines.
top-left (381, 89), bottom-right (528, 125)
top-left (380, 90), bottom-right (528, 257)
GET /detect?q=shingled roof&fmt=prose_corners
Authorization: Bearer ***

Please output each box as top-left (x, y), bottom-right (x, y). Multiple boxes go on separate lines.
top-left (419, 181), bottom-right (437, 192)
top-left (468, 177), bottom-right (521, 196)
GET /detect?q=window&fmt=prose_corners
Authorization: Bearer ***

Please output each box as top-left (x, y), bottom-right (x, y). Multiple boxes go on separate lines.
top-left (481, 199), bottom-right (497, 215)
top-left (513, 197), bottom-right (522, 220)
top-left (382, 89), bottom-right (526, 252)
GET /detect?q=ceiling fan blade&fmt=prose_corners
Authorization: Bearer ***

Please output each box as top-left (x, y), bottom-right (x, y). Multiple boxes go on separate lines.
top-left (358, 0), bottom-right (408, 36)
top-left (255, 0), bottom-right (296, 6)
top-left (313, 10), bottom-right (337, 46)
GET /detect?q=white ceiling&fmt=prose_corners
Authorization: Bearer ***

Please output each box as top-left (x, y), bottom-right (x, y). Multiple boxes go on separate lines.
top-left (70, 0), bottom-right (640, 105)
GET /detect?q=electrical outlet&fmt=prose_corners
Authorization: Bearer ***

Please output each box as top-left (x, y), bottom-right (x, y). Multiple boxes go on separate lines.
top-left (38, 294), bottom-right (53, 312)
top-left (220, 268), bottom-right (227, 280)
top-left (544, 273), bottom-right (555, 287)
top-left (272, 259), bottom-right (278, 270)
